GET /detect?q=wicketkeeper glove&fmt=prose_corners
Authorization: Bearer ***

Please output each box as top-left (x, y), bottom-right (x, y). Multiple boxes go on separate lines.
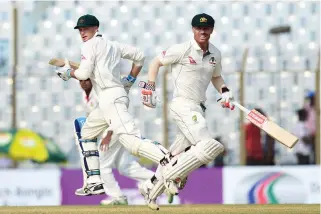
top-left (55, 58), bottom-right (72, 81)
top-left (219, 87), bottom-right (235, 110)
top-left (121, 74), bottom-right (136, 94)
top-left (139, 81), bottom-right (158, 108)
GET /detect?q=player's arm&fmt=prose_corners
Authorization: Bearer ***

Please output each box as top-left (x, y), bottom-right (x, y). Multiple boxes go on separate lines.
top-left (72, 42), bottom-right (96, 80)
top-left (211, 51), bottom-right (234, 110)
top-left (116, 43), bottom-right (145, 92)
top-left (118, 43), bottom-right (145, 78)
top-left (148, 44), bottom-right (185, 83)
top-left (141, 44), bottom-right (185, 108)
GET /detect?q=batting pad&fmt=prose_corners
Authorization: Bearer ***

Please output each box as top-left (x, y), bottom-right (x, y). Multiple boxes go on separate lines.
top-left (74, 118), bottom-right (102, 184)
top-left (118, 135), bottom-right (168, 163)
top-left (164, 139), bottom-right (224, 186)
top-left (147, 139), bottom-right (224, 200)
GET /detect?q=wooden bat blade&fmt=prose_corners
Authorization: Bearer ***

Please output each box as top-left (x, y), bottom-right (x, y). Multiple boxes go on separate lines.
top-left (48, 58), bottom-right (80, 70)
top-left (261, 120), bottom-right (299, 148)
top-left (246, 109), bottom-right (298, 148)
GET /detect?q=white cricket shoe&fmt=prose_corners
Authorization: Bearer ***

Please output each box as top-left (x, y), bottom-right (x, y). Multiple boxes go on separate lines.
top-left (75, 187), bottom-right (91, 196)
top-left (80, 183), bottom-right (105, 196)
top-left (100, 196), bottom-right (128, 205)
top-left (163, 179), bottom-right (179, 196)
top-left (138, 181), bottom-right (159, 210)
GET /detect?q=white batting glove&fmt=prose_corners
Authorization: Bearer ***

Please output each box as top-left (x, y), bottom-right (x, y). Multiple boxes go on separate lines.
top-left (138, 81), bottom-right (158, 108)
top-left (220, 87), bottom-right (235, 110)
top-left (55, 58), bottom-right (72, 81)
top-left (120, 74), bottom-right (136, 94)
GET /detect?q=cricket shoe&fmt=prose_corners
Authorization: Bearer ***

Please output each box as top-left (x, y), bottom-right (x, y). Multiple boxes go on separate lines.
top-left (163, 179), bottom-right (179, 196)
top-left (175, 176), bottom-right (188, 190)
top-left (100, 196), bottom-right (128, 205)
top-left (167, 177), bottom-right (188, 204)
top-left (138, 181), bottom-right (159, 210)
top-left (83, 183), bottom-right (105, 195)
top-left (75, 187), bottom-right (92, 196)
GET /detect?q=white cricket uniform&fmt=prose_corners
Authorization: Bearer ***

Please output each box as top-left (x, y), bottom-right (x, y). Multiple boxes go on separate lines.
top-left (81, 90), bottom-right (153, 198)
top-left (74, 32), bottom-right (168, 185)
top-left (146, 39), bottom-right (225, 200)
top-left (158, 39), bottom-right (222, 154)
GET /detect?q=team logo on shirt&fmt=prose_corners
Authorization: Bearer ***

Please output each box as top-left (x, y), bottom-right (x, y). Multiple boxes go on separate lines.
top-left (209, 57), bottom-right (216, 67)
top-left (188, 56), bottom-right (197, 64)
top-left (81, 55), bottom-right (86, 60)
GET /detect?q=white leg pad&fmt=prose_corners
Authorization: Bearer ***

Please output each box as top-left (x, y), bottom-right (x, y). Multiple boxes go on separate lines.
top-left (164, 139), bottom-right (224, 181)
top-left (80, 139), bottom-right (103, 184)
top-left (74, 133), bottom-right (88, 188)
top-left (118, 134), bottom-right (168, 163)
top-left (149, 139), bottom-right (224, 200)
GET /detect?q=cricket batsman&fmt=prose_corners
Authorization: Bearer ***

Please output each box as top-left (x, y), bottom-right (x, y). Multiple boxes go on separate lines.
top-left (138, 13), bottom-right (234, 209)
top-left (74, 78), bottom-right (154, 205)
top-left (55, 14), bottom-right (171, 195)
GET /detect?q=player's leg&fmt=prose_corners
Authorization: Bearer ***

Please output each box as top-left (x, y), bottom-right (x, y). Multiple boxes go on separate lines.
top-left (99, 141), bottom-right (128, 205)
top-left (144, 100), bottom-right (225, 207)
top-left (73, 117), bottom-right (95, 196)
top-left (99, 95), bottom-right (170, 164)
top-left (116, 146), bottom-right (154, 182)
top-left (79, 108), bottom-right (109, 195)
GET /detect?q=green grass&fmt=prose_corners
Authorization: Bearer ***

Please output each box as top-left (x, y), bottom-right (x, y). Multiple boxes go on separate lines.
top-left (0, 204), bottom-right (319, 214)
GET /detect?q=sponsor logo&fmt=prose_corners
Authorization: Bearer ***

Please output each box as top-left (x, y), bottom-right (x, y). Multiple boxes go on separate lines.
top-left (188, 56), bottom-right (196, 64)
top-left (247, 110), bottom-right (267, 128)
top-left (209, 57), bottom-right (216, 67)
top-left (234, 172), bottom-right (306, 204)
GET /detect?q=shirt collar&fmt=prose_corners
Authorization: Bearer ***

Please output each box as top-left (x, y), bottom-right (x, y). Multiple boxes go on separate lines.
top-left (94, 31), bottom-right (102, 37)
top-left (191, 39), bottom-right (215, 54)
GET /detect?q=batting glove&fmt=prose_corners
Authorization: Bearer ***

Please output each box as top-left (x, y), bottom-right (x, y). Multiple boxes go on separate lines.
top-left (121, 74), bottom-right (136, 94)
top-left (220, 87), bottom-right (235, 110)
top-left (56, 58), bottom-right (72, 81)
top-left (139, 81), bottom-right (158, 108)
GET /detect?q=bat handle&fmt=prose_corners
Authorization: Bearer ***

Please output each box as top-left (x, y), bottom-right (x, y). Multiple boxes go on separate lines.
top-left (217, 98), bottom-right (250, 114)
top-left (232, 101), bottom-right (250, 114)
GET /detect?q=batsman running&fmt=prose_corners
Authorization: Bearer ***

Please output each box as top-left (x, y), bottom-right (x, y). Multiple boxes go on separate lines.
top-left (74, 78), bottom-right (154, 205)
top-left (138, 13), bottom-right (234, 209)
top-left (55, 14), bottom-right (171, 195)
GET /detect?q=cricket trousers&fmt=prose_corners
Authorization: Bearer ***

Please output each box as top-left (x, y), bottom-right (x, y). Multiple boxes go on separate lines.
top-left (81, 87), bottom-right (168, 174)
top-left (99, 140), bottom-right (154, 198)
top-left (169, 97), bottom-right (215, 155)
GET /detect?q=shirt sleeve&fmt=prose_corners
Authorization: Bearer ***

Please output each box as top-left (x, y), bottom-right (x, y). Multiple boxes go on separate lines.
top-left (74, 41), bottom-right (96, 80)
top-left (212, 51), bottom-right (222, 77)
top-left (158, 43), bottom-right (186, 66)
top-left (117, 43), bottom-right (145, 66)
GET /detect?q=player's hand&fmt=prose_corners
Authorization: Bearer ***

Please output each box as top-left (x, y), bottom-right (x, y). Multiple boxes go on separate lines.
top-left (121, 74), bottom-right (136, 94)
top-left (99, 131), bottom-right (113, 151)
top-left (139, 81), bottom-right (158, 108)
top-left (55, 58), bottom-right (72, 81)
top-left (220, 87), bottom-right (235, 110)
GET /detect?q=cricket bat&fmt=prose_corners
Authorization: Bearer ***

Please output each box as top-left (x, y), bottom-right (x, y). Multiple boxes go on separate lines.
top-left (233, 101), bottom-right (299, 148)
top-left (48, 58), bottom-right (80, 70)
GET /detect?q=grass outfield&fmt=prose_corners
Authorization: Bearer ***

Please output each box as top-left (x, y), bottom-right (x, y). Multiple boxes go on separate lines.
top-left (0, 205), bottom-right (319, 214)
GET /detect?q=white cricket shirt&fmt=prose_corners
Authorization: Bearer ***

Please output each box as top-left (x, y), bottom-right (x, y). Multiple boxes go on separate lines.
top-left (82, 90), bottom-right (98, 116)
top-left (158, 39), bottom-right (222, 103)
top-left (75, 32), bottom-right (145, 97)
